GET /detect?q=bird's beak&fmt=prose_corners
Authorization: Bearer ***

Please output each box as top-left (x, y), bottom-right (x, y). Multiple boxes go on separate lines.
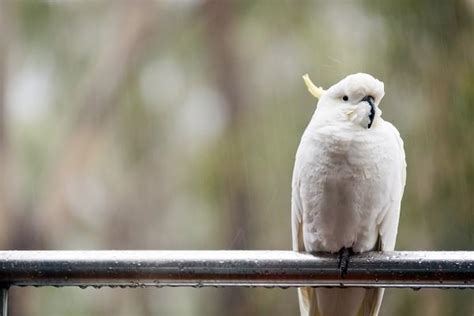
top-left (361, 95), bottom-right (375, 129)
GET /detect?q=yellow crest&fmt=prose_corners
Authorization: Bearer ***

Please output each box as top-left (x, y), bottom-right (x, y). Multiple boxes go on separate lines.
top-left (302, 74), bottom-right (325, 99)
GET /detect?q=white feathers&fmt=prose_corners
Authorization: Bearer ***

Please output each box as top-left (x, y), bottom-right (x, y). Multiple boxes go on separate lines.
top-left (292, 73), bottom-right (406, 316)
top-left (326, 73), bottom-right (385, 105)
top-left (345, 104), bottom-right (373, 128)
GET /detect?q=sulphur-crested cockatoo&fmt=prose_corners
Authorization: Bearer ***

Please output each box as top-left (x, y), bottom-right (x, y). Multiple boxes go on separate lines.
top-left (292, 73), bottom-right (406, 316)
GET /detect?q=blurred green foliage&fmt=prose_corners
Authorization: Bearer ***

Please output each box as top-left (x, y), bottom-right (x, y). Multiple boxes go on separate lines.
top-left (0, 1), bottom-right (472, 315)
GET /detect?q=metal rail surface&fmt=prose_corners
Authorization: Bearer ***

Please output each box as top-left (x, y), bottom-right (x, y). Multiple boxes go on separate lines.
top-left (0, 251), bottom-right (472, 289)
top-left (0, 251), bottom-right (472, 316)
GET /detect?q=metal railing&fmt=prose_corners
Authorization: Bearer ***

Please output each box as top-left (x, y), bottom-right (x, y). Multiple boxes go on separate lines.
top-left (0, 250), bottom-right (472, 315)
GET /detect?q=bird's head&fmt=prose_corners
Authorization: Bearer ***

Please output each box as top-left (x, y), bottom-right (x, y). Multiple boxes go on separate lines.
top-left (303, 73), bottom-right (385, 129)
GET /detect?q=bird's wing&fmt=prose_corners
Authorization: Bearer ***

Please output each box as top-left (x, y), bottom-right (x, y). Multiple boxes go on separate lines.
top-left (291, 177), bottom-right (304, 252)
top-left (362, 123), bottom-right (407, 316)
top-left (378, 123), bottom-right (406, 251)
top-left (292, 164), bottom-right (320, 316)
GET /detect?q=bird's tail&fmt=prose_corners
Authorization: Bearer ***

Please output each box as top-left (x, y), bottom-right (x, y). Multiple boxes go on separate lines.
top-left (299, 288), bottom-right (383, 316)
top-left (298, 287), bottom-right (320, 316)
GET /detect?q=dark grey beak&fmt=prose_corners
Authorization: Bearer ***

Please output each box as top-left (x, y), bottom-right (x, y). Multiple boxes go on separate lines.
top-left (361, 95), bottom-right (375, 129)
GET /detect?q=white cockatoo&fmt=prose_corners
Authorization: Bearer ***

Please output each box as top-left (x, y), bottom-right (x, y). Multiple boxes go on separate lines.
top-left (292, 73), bottom-right (406, 316)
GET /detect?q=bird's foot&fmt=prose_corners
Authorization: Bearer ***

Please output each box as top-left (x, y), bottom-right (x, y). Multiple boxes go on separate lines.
top-left (337, 247), bottom-right (354, 278)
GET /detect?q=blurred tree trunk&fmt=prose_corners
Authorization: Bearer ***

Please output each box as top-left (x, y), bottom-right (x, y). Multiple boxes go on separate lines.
top-left (0, 0), bottom-right (10, 250)
top-left (35, 0), bottom-right (157, 247)
top-left (204, 1), bottom-right (253, 315)
top-left (31, 3), bottom-right (157, 315)
top-left (0, 4), bottom-right (33, 316)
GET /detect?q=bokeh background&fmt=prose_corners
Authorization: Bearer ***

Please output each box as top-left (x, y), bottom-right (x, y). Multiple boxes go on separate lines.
top-left (0, 0), bottom-right (472, 315)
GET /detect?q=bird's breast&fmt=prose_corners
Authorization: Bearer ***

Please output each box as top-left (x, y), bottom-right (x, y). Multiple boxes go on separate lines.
top-left (297, 127), bottom-right (393, 253)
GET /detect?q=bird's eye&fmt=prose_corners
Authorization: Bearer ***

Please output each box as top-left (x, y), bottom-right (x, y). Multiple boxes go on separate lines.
top-left (342, 95), bottom-right (349, 101)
